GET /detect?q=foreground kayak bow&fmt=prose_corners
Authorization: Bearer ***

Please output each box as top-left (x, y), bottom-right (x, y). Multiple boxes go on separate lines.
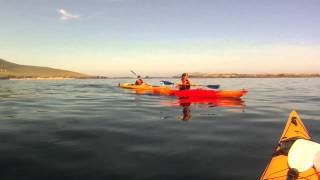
top-left (260, 111), bottom-right (320, 180)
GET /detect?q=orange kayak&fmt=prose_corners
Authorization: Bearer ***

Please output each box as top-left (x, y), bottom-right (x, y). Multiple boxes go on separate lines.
top-left (118, 83), bottom-right (170, 91)
top-left (260, 111), bottom-right (319, 180)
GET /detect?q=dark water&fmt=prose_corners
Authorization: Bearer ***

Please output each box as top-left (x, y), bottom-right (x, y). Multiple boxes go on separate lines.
top-left (1, 78), bottom-right (320, 180)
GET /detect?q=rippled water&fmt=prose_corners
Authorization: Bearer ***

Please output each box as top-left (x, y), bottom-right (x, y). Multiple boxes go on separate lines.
top-left (1, 78), bottom-right (320, 179)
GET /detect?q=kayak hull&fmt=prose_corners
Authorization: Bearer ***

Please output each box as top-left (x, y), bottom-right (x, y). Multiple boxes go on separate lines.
top-left (119, 83), bottom-right (170, 91)
top-left (260, 111), bottom-right (320, 180)
top-left (119, 83), bottom-right (154, 90)
top-left (171, 89), bottom-right (247, 98)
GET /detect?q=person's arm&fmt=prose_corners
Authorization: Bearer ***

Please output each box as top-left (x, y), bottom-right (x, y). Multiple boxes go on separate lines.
top-left (175, 81), bottom-right (182, 88)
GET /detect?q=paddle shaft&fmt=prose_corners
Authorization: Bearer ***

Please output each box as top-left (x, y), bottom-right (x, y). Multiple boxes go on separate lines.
top-left (161, 81), bottom-right (219, 89)
top-left (130, 70), bottom-right (138, 77)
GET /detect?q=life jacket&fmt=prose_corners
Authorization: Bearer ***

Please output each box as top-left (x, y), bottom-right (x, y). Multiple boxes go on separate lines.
top-left (135, 79), bottom-right (143, 85)
top-left (179, 79), bottom-right (190, 90)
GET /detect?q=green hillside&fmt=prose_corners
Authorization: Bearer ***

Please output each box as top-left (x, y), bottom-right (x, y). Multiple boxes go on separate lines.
top-left (0, 58), bottom-right (88, 78)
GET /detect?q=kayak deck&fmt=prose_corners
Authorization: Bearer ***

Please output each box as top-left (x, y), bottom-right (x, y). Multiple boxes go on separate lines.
top-left (119, 83), bottom-right (170, 91)
top-left (260, 111), bottom-right (320, 180)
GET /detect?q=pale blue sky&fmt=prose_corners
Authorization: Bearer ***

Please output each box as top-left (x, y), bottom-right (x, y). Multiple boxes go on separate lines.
top-left (0, 0), bottom-right (319, 76)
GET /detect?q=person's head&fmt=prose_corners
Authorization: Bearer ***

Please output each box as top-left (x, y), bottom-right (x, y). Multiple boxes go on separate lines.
top-left (181, 73), bottom-right (189, 80)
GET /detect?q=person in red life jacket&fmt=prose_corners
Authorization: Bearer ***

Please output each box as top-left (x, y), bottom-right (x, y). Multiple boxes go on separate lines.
top-left (176, 73), bottom-right (194, 90)
top-left (135, 75), bottom-right (144, 85)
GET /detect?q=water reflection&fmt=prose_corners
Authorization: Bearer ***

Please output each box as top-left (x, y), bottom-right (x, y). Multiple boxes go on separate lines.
top-left (121, 87), bottom-right (246, 121)
top-left (0, 87), bottom-right (14, 98)
top-left (178, 105), bottom-right (192, 121)
top-left (175, 97), bottom-right (245, 121)
top-left (177, 97), bottom-right (245, 107)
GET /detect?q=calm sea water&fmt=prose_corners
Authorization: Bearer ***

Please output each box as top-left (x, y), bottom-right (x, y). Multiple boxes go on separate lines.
top-left (1, 78), bottom-right (320, 180)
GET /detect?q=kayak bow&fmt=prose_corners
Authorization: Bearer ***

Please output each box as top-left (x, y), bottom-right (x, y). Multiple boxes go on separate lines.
top-left (260, 111), bottom-right (319, 180)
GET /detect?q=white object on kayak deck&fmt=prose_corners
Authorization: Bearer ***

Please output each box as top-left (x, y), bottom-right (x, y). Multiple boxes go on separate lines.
top-left (313, 151), bottom-right (320, 171)
top-left (288, 139), bottom-right (320, 172)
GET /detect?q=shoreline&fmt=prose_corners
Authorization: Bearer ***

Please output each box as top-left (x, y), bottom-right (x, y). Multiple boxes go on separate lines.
top-left (183, 73), bottom-right (320, 78)
top-left (1, 76), bottom-right (320, 80)
top-left (0, 76), bottom-right (108, 80)
top-left (1, 74), bottom-right (320, 80)
top-left (8, 77), bottom-right (76, 80)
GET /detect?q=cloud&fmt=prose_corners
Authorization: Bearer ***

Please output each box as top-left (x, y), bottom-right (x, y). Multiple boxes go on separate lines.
top-left (58, 8), bottom-right (80, 21)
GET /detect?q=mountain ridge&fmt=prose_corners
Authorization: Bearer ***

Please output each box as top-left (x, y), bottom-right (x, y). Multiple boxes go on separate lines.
top-left (0, 58), bottom-right (88, 78)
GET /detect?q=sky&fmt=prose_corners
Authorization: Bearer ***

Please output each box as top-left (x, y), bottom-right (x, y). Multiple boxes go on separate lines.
top-left (0, 0), bottom-right (319, 76)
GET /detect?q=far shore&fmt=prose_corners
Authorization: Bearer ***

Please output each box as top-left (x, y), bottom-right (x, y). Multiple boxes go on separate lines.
top-left (9, 77), bottom-right (76, 80)
top-left (174, 73), bottom-right (320, 79)
top-left (1, 74), bottom-right (320, 80)
top-left (0, 76), bottom-right (108, 80)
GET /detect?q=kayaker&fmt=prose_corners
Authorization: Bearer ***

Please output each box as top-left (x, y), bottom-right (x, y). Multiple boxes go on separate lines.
top-left (176, 73), bottom-right (193, 90)
top-left (135, 75), bottom-right (144, 85)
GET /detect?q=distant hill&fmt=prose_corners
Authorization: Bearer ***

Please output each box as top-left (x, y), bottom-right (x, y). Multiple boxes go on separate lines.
top-left (0, 58), bottom-right (89, 79)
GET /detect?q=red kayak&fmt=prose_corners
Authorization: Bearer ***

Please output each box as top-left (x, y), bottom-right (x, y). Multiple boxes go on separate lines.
top-left (152, 86), bottom-right (247, 98)
top-left (159, 88), bottom-right (247, 98)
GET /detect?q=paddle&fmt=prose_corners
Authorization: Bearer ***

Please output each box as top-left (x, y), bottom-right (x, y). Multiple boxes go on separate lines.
top-left (130, 70), bottom-right (150, 85)
top-left (205, 85), bottom-right (220, 89)
top-left (192, 84), bottom-right (220, 89)
top-left (130, 70), bottom-right (139, 77)
top-left (160, 80), bottom-right (220, 89)
top-left (160, 80), bottom-right (175, 85)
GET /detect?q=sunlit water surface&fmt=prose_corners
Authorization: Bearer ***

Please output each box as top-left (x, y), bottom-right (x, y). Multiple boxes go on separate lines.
top-left (1, 78), bottom-right (320, 179)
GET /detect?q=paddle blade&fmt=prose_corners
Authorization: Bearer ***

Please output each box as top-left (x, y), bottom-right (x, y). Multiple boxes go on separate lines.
top-left (130, 70), bottom-right (137, 76)
top-left (207, 85), bottom-right (220, 89)
top-left (160, 80), bottom-right (174, 85)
